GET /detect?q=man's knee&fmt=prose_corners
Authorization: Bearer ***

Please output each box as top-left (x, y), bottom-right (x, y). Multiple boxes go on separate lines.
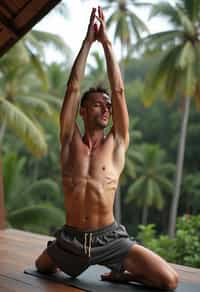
top-left (35, 256), bottom-right (43, 271)
top-left (162, 270), bottom-right (179, 290)
top-left (35, 250), bottom-right (56, 273)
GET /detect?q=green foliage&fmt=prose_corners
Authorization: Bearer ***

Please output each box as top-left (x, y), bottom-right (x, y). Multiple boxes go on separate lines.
top-left (8, 204), bottom-right (64, 234)
top-left (137, 215), bottom-right (200, 268)
top-left (125, 143), bottom-right (175, 224)
top-left (3, 151), bottom-right (64, 234)
top-left (0, 98), bottom-right (48, 157)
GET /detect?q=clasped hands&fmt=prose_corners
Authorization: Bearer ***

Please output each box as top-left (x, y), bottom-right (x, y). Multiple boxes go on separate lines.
top-left (85, 6), bottom-right (109, 45)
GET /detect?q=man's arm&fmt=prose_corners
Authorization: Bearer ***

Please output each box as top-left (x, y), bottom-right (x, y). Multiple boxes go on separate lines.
top-left (60, 8), bottom-right (96, 144)
top-left (97, 7), bottom-right (129, 148)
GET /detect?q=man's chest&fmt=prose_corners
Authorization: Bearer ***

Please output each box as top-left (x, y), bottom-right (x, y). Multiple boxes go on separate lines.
top-left (61, 134), bottom-right (126, 178)
top-left (62, 143), bottom-right (116, 177)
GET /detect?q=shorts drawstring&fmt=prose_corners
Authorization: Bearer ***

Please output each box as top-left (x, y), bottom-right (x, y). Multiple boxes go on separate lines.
top-left (84, 232), bottom-right (92, 257)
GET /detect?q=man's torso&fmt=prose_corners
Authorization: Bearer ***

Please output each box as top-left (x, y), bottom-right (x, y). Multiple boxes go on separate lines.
top-left (61, 129), bottom-right (126, 229)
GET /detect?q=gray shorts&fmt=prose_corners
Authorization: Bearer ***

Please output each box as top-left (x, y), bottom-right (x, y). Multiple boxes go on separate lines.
top-left (47, 222), bottom-right (135, 278)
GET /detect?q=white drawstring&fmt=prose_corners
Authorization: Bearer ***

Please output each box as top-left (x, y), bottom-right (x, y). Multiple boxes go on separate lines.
top-left (84, 232), bottom-right (92, 257)
top-left (88, 233), bottom-right (92, 257)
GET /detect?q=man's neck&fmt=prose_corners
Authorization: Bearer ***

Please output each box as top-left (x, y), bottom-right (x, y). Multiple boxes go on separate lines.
top-left (83, 130), bottom-right (105, 150)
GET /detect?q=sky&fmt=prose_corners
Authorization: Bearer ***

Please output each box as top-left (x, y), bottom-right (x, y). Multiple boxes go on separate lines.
top-left (35, 0), bottom-right (173, 63)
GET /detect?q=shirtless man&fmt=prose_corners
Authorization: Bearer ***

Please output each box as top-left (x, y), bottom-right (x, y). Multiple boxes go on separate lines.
top-left (35, 7), bottom-right (179, 290)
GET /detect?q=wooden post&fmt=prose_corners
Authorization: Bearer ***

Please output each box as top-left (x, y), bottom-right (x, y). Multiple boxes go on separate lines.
top-left (0, 150), bottom-right (5, 229)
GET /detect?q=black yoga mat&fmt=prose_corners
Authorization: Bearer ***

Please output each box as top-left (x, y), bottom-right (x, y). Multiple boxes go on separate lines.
top-left (24, 265), bottom-right (200, 292)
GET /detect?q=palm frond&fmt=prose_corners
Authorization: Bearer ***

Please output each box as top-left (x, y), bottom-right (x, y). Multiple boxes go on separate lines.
top-left (177, 41), bottom-right (195, 69)
top-left (6, 42), bottom-right (31, 65)
top-left (143, 45), bottom-right (183, 104)
top-left (126, 176), bottom-right (146, 203)
top-left (28, 52), bottom-right (49, 90)
top-left (176, 5), bottom-right (195, 35)
top-left (137, 30), bottom-right (183, 51)
top-left (8, 204), bottom-right (65, 228)
top-left (21, 178), bottom-right (60, 202)
top-left (146, 179), bottom-right (164, 209)
top-left (0, 98), bottom-right (47, 157)
top-left (106, 11), bottom-right (119, 28)
top-left (16, 95), bottom-right (53, 116)
top-left (128, 10), bottom-right (149, 36)
top-left (181, 0), bottom-right (200, 21)
top-left (149, 2), bottom-right (180, 27)
top-left (157, 163), bottom-right (176, 175)
top-left (146, 178), bottom-right (155, 206)
top-left (33, 93), bottom-right (62, 109)
top-left (3, 152), bottom-right (26, 207)
top-left (31, 30), bottom-right (70, 57)
top-left (156, 176), bottom-right (173, 194)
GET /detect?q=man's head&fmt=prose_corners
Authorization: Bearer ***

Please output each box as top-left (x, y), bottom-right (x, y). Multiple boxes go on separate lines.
top-left (80, 87), bottom-right (112, 129)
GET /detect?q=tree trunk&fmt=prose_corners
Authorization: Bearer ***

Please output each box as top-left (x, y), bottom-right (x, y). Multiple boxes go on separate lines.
top-left (0, 146), bottom-right (5, 229)
top-left (168, 96), bottom-right (191, 238)
top-left (142, 205), bottom-right (148, 225)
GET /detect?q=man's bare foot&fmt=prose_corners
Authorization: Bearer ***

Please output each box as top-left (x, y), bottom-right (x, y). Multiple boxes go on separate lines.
top-left (101, 271), bottom-right (134, 283)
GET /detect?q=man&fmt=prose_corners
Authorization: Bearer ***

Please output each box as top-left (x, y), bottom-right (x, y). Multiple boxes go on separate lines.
top-left (35, 7), bottom-right (179, 290)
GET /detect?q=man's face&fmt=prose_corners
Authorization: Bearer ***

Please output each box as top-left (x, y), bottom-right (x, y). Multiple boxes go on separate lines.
top-left (81, 92), bottom-right (112, 129)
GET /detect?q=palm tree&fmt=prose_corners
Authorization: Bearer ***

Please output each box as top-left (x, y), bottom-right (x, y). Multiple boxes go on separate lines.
top-left (0, 2), bottom-right (70, 229)
top-left (3, 152), bottom-right (64, 234)
top-left (140, 0), bottom-right (200, 236)
top-left (0, 39), bottom-right (68, 227)
top-left (0, 49), bottom-right (56, 156)
top-left (120, 117), bottom-right (143, 185)
top-left (103, 0), bottom-right (149, 75)
top-left (125, 144), bottom-right (175, 225)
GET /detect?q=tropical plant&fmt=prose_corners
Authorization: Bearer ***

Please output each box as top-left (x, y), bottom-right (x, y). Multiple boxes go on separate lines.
top-left (3, 152), bottom-right (64, 234)
top-left (103, 0), bottom-right (149, 75)
top-left (181, 172), bottom-right (200, 214)
top-left (121, 117), bottom-right (143, 186)
top-left (0, 50), bottom-right (58, 156)
top-left (0, 33), bottom-right (69, 227)
top-left (125, 144), bottom-right (175, 225)
top-left (139, 0), bottom-right (200, 236)
top-left (137, 214), bottom-right (200, 268)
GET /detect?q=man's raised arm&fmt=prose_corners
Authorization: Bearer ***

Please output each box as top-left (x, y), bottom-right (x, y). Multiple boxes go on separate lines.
top-left (60, 8), bottom-right (97, 144)
top-left (96, 7), bottom-right (129, 148)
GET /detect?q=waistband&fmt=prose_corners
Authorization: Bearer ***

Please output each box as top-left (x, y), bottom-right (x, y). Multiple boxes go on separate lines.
top-left (63, 221), bottom-right (118, 237)
top-left (61, 222), bottom-right (118, 258)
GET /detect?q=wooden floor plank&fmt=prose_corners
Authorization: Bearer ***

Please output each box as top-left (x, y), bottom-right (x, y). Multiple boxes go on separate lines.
top-left (0, 229), bottom-right (82, 292)
top-left (0, 228), bottom-right (200, 291)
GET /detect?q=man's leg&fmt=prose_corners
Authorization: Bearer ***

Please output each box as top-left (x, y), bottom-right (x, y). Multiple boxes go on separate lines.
top-left (102, 244), bottom-right (179, 290)
top-left (35, 248), bottom-right (58, 274)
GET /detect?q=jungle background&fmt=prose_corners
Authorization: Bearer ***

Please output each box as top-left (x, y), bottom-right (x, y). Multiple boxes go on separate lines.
top-left (0, 0), bottom-right (200, 268)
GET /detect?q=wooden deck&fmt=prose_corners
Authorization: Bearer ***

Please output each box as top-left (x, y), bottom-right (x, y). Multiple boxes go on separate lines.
top-left (0, 229), bottom-right (200, 291)
top-left (0, 229), bottom-right (82, 291)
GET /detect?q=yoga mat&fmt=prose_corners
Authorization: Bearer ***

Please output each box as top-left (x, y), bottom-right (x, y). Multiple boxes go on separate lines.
top-left (24, 265), bottom-right (200, 292)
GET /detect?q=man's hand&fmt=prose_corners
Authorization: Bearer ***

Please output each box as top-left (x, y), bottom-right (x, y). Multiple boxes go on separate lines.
top-left (85, 8), bottom-right (97, 44)
top-left (95, 6), bottom-right (110, 45)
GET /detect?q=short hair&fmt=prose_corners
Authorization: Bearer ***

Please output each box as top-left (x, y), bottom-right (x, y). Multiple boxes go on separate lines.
top-left (80, 86), bottom-right (110, 107)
